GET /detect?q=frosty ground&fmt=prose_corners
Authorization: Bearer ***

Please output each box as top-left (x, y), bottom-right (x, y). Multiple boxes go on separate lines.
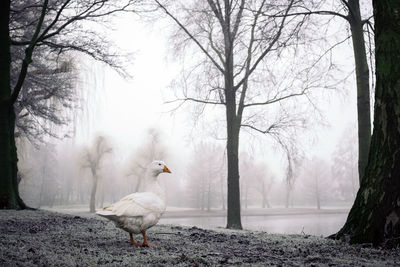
top-left (1, 210), bottom-right (399, 266)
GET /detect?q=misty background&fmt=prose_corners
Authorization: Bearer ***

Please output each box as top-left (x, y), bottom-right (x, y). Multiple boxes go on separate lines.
top-left (14, 0), bottom-right (371, 236)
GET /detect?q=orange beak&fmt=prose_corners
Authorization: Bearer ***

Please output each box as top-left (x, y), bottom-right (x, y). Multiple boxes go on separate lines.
top-left (163, 165), bottom-right (171, 173)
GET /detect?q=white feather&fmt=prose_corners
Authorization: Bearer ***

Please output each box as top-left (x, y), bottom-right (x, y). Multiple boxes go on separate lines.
top-left (96, 160), bottom-right (169, 234)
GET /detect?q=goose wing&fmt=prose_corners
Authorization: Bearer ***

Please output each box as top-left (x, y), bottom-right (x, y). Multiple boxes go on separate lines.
top-left (102, 192), bottom-right (165, 217)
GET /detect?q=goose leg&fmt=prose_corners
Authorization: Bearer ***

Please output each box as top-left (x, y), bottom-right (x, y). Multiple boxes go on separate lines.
top-left (129, 233), bottom-right (143, 246)
top-left (141, 230), bottom-right (154, 247)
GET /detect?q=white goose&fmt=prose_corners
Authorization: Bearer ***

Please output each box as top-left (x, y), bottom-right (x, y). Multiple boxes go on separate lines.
top-left (96, 160), bottom-right (171, 247)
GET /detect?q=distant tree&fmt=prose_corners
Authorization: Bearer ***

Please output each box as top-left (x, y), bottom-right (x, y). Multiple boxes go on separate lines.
top-left (186, 142), bottom-right (224, 210)
top-left (331, 126), bottom-right (359, 201)
top-left (126, 128), bottom-right (169, 193)
top-left (299, 157), bottom-right (330, 209)
top-left (259, 169), bottom-right (274, 209)
top-left (18, 141), bottom-right (59, 207)
top-left (239, 153), bottom-right (274, 209)
top-left (81, 136), bottom-right (112, 213)
top-left (332, 0), bottom-right (400, 246)
top-left (157, 0), bottom-right (330, 229)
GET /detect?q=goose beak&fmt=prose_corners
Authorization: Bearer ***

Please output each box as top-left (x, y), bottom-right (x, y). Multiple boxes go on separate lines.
top-left (163, 165), bottom-right (171, 173)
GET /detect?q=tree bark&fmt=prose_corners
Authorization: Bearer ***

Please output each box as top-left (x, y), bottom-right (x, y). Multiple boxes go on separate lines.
top-left (332, 0), bottom-right (400, 246)
top-left (348, 0), bottom-right (371, 182)
top-left (226, 116), bottom-right (242, 229)
top-left (0, 0), bottom-right (26, 209)
top-left (224, 5), bottom-right (242, 228)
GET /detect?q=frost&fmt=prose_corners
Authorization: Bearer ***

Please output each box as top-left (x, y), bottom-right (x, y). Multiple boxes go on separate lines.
top-left (1, 210), bottom-right (400, 266)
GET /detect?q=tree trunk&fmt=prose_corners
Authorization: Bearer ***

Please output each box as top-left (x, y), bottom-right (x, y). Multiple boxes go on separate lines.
top-left (316, 177), bottom-right (321, 210)
top-left (90, 173), bottom-right (98, 213)
top-left (226, 93), bottom-right (242, 229)
top-left (285, 184), bottom-right (291, 208)
top-left (0, 0), bottom-right (26, 209)
top-left (316, 192), bottom-right (321, 210)
top-left (348, 0), bottom-right (371, 182)
top-left (265, 198), bottom-right (271, 209)
top-left (220, 176), bottom-right (226, 210)
top-left (207, 182), bottom-right (211, 211)
top-left (245, 185), bottom-right (248, 209)
top-left (332, 0), bottom-right (400, 246)
top-left (262, 181), bottom-right (265, 208)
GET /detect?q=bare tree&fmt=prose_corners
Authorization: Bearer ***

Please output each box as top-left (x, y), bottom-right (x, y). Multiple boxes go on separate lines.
top-left (125, 128), bottom-right (169, 193)
top-left (9, 0), bottom-right (140, 144)
top-left (240, 152), bottom-right (275, 209)
top-left (0, 0), bottom-right (138, 209)
top-left (299, 157), bottom-right (330, 209)
top-left (331, 126), bottom-right (359, 201)
top-left (278, 0), bottom-right (374, 182)
top-left (186, 142), bottom-right (225, 210)
top-left (81, 136), bottom-right (112, 213)
top-left (156, 0), bottom-right (331, 229)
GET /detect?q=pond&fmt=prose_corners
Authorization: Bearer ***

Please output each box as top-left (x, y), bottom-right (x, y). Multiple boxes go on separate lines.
top-left (160, 212), bottom-right (348, 237)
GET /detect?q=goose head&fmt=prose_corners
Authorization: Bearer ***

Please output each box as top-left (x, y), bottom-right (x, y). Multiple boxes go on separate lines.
top-left (147, 160), bottom-right (171, 177)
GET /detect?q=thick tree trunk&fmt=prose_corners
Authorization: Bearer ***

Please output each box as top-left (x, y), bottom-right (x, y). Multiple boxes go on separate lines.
top-left (226, 121), bottom-right (242, 229)
top-left (0, 0), bottom-right (26, 209)
top-left (348, 0), bottom-right (371, 183)
top-left (225, 85), bottom-right (242, 228)
top-left (332, 0), bottom-right (400, 246)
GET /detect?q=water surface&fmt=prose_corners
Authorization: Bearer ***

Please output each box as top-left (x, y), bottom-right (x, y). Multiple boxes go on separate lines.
top-left (160, 213), bottom-right (348, 236)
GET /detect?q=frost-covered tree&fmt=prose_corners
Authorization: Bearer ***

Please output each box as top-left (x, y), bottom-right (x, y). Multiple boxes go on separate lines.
top-left (157, 0), bottom-right (331, 229)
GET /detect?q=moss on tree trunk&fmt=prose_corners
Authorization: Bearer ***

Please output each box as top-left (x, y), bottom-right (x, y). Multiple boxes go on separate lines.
top-left (332, 0), bottom-right (400, 246)
top-left (0, 0), bottom-right (26, 209)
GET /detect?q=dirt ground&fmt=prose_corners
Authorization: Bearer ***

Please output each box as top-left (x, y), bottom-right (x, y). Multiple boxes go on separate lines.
top-left (1, 210), bottom-right (399, 266)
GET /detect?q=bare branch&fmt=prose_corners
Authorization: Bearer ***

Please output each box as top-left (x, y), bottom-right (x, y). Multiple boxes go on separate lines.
top-left (234, 0), bottom-right (295, 90)
top-left (243, 88), bottom-right (308, 108)
top-left (165, 97), bottom-right (225, 106)
top-left (155, 0), bottom-right (225, 74)
top-left (11, 0), bottom-right (48, 104)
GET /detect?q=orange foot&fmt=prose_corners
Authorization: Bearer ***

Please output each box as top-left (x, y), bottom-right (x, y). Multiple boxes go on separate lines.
top-left (141, 230), bottom-right (155, 247)
top-left (129, 232), bottom-right (155, 247)
top-left (129, 233), bottom-right (143, 246)
top-left (141, 241), bottom-right (155, 247)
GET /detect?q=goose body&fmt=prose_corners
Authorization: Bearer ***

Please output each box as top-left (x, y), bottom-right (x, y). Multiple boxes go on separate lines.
top-left (96, 160), bottom-right (171, 246)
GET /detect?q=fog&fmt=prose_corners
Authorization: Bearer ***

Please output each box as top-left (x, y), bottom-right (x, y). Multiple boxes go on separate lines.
top-left (16, 2), bottom-right (368, 236)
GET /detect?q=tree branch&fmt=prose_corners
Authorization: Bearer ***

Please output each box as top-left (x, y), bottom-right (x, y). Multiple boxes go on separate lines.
top-left (234, 0), bottom-right (295, 90)
top-left (11, 0), bottom-right (48, 104)
top-left (243, 88), bottom-right (308, 108)
top-left (155, 0), bottom-right (225, 74)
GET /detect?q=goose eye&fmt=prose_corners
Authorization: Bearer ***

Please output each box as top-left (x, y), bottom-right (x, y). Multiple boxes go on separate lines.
top-left (158, 163), bottom-right (161, 166)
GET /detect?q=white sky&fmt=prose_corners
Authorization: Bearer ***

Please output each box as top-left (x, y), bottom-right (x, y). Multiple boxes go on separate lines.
top-left (73, 12), bottom-right (359, 180)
